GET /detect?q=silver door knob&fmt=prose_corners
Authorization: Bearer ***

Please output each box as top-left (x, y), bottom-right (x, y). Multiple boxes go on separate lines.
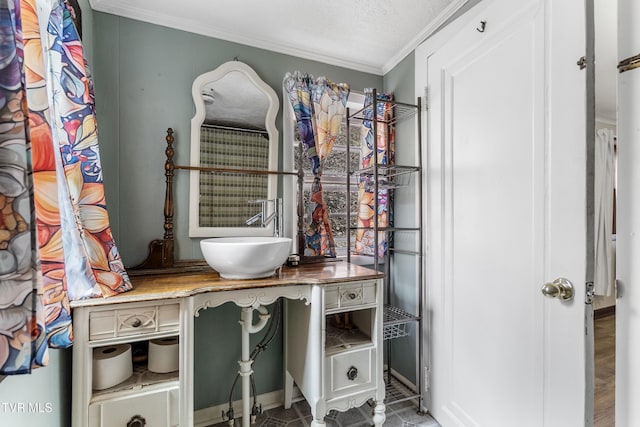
top-left (541, 278), bottom-right (574, 301)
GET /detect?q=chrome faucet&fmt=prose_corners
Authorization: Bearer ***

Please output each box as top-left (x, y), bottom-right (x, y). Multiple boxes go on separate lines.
top-left (246, 198), bottom-right (283, 237)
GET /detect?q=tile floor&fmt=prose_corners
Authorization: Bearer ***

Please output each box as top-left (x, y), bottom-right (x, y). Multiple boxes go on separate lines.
top-left (209, 398), bottom-right (440, 427)
top-left (209, 375), bottom-right (440, 427)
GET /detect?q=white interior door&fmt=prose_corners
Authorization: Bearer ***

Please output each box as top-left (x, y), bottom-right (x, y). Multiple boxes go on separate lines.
top-left (615, 0), bottom-right (640, 425)
top-left (416, 0), bottom-right (588, 426)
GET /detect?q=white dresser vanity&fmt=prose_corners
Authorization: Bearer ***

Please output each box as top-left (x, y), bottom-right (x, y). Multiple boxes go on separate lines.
top-left (70, 262), bottom-right (385, 427)
top-left (71, 59), bottom-right (391, 426)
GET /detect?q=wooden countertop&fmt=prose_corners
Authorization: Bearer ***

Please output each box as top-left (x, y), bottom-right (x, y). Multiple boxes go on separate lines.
top-left (70, 261), bottom-right (383, 308)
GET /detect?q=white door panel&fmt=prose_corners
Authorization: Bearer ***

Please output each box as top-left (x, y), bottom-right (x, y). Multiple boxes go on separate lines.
top-left (616, 0), bottom-right (640, 424)
top-left (416, 0), bottom-right (587, 425)
top-left (443, 13), bottom-right (543, 426)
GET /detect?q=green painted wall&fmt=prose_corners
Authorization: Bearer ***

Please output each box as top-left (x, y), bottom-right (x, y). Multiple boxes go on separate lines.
top-left (91, 13), bottom-right (382, 268)
top-left (90, 13), bottom-right (383, 411)
top-left (382, 52), bottom-right (422, 385)
top-left (383, 52), bottom-right (416, 103)
top-left (0, 349), bottom-right (72, 426)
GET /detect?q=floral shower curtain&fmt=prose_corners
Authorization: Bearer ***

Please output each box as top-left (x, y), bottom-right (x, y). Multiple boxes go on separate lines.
top-left (283, 72), bottom-right (349, 257)
top-left (355, 89), bottom-right (394, 258)
top-left (0, 0), bottom-right (131, 375)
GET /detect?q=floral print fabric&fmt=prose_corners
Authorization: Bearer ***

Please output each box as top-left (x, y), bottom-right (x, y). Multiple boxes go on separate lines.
top-left (355, 89), bottom-right (394, 258)
top-left (0, 0), bottom-right (131, 374)
top-left (0, 0), bottom-right (48, 375)
top-left (283, 72), bottom-right (349, 257)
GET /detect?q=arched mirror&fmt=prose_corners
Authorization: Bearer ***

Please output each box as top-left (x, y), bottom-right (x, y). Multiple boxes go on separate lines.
top-left (189, 61), bottom-right (280, 237)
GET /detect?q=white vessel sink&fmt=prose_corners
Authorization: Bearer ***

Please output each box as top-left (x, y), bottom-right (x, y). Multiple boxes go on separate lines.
top-left (200, 237), bottom-right (292, 279)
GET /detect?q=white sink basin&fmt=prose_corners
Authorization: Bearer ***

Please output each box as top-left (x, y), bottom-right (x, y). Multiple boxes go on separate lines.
top-left (200, 237), bottom-right (292, 279)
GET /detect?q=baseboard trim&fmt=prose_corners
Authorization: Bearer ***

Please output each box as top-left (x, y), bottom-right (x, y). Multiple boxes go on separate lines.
top-left (194, 387), bottom-right (304, 427)
top-left (594, 304), bottom-right (616, 319)
top-left (385, 365), bottom-right (418, 393)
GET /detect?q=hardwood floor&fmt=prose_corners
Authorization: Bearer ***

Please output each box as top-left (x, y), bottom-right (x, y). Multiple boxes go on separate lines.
top-left (594, 312), bottom-right (615, 426)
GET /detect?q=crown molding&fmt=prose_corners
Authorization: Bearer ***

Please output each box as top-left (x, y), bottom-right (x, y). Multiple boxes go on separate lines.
top-left (381, 0), bottom-right (471, 74)
top-left (89, 0), bottom-right (384, 75)
top-left (90, 0), bottom-right (469, 76)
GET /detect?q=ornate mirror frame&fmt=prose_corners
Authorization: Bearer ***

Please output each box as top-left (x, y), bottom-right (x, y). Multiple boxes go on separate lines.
top-left (189, 61), bottom-right (280, 237)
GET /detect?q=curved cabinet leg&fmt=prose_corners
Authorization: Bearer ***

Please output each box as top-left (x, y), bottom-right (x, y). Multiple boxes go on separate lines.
top-left (372, 401), bottom-right (386, 427)
top-left (310, 419), bottom-right (327, 427)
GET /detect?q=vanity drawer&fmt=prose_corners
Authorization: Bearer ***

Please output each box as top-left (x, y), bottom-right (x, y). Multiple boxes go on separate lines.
top-left (89, 303), bottom-right (180, 342)
top-left (89, 385), bottom-right (179, 427)
top-left (324, 281), bottom-right (377, 311)
top-left (326, 347), bottom-right (374, 398)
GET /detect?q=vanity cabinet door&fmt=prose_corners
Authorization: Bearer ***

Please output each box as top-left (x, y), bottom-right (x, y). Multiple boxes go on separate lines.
top-left (326, 347), bottom-right (375, 398)
top-left (89, 386), bottom-right (179, 427)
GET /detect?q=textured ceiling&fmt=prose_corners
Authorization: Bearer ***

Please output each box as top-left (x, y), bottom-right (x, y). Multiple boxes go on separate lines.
top-left (89, 0), bottom-right (467, 75)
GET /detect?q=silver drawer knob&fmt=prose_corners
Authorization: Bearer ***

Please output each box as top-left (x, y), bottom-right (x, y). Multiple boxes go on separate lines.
top-left (348, 292), bottom-right (357, 300)
top-left (131, 318), bottom-right (142, 328)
